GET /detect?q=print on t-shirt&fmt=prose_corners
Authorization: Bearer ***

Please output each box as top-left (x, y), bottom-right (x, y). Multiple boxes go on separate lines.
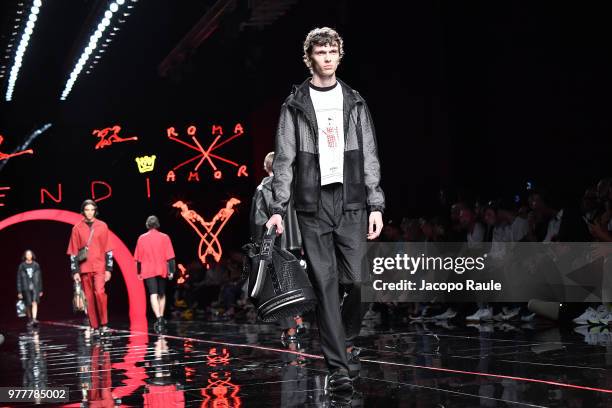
top-left (324, 117), bottom-right (338, 149)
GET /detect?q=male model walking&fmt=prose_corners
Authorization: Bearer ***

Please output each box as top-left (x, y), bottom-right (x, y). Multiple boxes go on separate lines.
top-left (266, 27), bottom-right (385, 393)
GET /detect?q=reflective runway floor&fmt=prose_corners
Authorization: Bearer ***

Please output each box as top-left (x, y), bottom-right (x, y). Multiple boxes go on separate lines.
top-left (1, 313), bottom-right (611, 407)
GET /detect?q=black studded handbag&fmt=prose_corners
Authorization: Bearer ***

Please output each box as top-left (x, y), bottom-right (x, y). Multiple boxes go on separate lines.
top-left (243, 227), bottom-right (316, 322)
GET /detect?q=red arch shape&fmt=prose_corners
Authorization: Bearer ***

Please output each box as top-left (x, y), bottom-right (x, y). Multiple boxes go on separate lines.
top-left (0, 209), bottom-right (146, 329)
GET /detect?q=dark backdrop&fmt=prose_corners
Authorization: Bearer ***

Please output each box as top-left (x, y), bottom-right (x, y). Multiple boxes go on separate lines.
top-left (1, 1), bottom-right (610, 323)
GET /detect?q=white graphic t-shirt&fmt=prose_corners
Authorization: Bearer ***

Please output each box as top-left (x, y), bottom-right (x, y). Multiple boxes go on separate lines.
top-left (309, 82), bottom-right (344, 186)
top-left (26, 266), bottom-right (33, 290)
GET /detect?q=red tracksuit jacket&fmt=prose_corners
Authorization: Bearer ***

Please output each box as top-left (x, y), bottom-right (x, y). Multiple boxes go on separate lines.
top-left (67, 219), bottom-right (113, 273)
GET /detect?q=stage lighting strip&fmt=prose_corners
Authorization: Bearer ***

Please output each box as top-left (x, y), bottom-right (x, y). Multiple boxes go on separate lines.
top-left (4, 0), bottom-right (43, 102)
top-left (45, 321), bottom-right (612, 395)
top-left (60, 0), bottom-right (137, 100)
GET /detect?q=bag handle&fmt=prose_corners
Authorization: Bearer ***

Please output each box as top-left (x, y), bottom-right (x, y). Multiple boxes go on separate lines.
top-left (250, 226), bottom-right (277, 298)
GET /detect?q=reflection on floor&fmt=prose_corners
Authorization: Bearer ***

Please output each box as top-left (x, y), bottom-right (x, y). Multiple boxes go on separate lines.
top-left (1, 313), bottom-right (611, 407)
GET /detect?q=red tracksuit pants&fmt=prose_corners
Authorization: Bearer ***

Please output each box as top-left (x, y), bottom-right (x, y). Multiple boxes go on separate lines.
top-left (81, 271), bottom-right (108, 329)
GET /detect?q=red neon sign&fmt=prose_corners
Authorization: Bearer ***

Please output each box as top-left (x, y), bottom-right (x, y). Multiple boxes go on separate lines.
top-left (237, 165), bottom-right (248, 177)
top-left (166, 124), bottom-right (248, 180)
top-left (0, 186), bottom-right (10, 207)
top-left (177, 263), bottom-right (189, 285)
top-left (0, 134), bottom-right (34, 160)
top-left (93, 125), bottom-right (138, 150)
top-left (172, 198), bottom-right (240, 264)
top-left (40, 183), bottom-right (62, 204)
top-left (201, 371), bottom-right (241, 408)
top-left (146, 177), bottom-right (151, 199)
top-left (91, 180), bottom-right (112, 202)
top-left (188, 171), bottom-right (200, 182)
top-left (7, 179), bottom-right (155, 208)
top-left (207, 347), bottom-right (230, 367)
top-left (38, 181), bottom-right (116, 204)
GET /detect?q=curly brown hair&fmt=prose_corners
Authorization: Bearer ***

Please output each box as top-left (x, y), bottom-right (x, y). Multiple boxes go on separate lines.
top-left (302, 27), bottom-right (345, 73)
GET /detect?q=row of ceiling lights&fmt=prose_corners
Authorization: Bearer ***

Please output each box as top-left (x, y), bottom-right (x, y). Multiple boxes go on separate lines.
top-left (61, 0), bottom-right (138, 100)
top-left (3, 0), bottom-right (42, 102)
top-left (0, 0), bottom-right (138, 102)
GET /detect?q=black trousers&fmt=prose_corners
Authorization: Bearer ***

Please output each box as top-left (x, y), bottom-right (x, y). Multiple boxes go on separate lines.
top-left (278, 249), bottom-right (304, 331)
top-left (297, 183), bottom-right (368, 371)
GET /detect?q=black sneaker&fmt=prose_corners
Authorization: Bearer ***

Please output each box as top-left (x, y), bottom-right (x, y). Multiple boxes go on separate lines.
top-left (325, 369), bottom-right (353, 393)
top-left (100, 325), bottom-right (110, 336)
top-left (347, 348), bottom-right (361, 379)
top-left (155, 317), bottom-right (166, 334)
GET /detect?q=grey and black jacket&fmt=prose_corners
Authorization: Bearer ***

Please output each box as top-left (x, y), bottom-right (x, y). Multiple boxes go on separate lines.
top-left (270, 78), bottom-right (385, 216)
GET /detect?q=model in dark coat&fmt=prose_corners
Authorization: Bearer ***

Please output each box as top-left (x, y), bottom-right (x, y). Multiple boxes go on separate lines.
top-left (16, 250), bottom-right (43, 326)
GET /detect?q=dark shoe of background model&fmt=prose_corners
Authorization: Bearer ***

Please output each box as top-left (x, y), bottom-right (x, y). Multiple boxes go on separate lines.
top-left (154, 319), bottom-right (167, 334)
top-left (347, 348), bottom-right (361, 380)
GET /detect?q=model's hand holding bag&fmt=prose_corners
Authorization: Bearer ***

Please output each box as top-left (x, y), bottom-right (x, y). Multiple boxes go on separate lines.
top-left (72, 280), bottom-right (87, 313)
top-left (243, 225), bottom-right (316, 322)
top-left (16, 299), bottom-right (26, 318)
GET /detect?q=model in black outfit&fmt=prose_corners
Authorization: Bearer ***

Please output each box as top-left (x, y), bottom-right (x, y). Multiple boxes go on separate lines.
top-left (17, 249), bottom-right (43, 327)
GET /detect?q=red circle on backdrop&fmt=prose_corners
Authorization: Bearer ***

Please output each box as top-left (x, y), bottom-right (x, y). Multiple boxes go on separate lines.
top-left (0, 209), bottom-right (146, 329)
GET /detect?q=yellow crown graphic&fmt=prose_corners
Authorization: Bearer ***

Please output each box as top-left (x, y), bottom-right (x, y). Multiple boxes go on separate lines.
top-left (135, 155), bottom-right (156, 173)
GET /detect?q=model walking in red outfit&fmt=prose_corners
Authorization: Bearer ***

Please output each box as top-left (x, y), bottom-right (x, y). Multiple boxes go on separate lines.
top-left (67, 199), bottom-right (113, 337)
top-left (134, 215), bottom-right (176, 333)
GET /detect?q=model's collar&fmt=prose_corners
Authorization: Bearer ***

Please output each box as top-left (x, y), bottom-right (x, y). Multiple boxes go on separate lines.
top-left (292, 77), bottom-right (363, 108)
top-left (308, 81), bottom-right (338, 92)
